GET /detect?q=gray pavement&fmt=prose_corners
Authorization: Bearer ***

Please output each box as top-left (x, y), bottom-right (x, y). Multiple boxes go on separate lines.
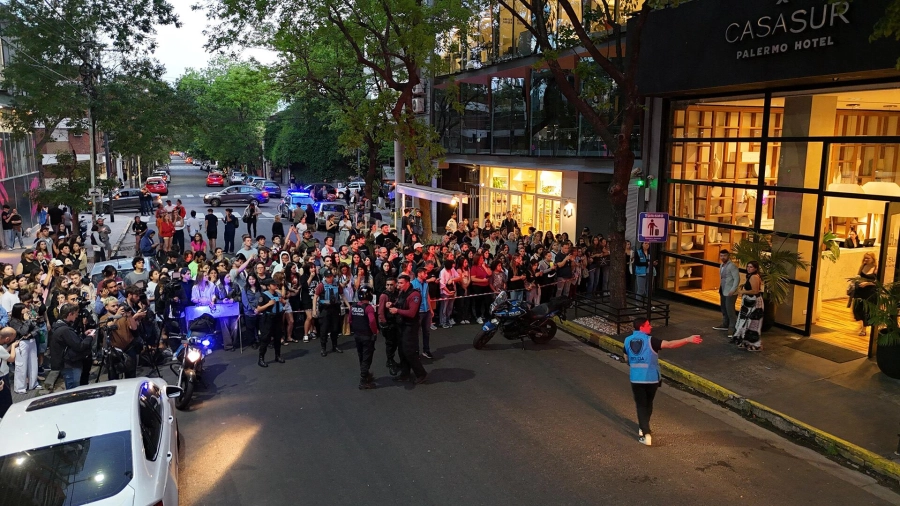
top-left (175, 326), bottom-right (899, 506)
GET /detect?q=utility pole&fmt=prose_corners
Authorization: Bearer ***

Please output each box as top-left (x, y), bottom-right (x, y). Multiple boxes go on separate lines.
top-left (79, 43), bottom-right (100, 227)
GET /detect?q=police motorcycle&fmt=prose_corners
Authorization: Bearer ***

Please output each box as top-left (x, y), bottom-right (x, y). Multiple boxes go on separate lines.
top-left (168, 317), bottom-right (215, 410)
top-left (473, 291), bottom-right (574, 350)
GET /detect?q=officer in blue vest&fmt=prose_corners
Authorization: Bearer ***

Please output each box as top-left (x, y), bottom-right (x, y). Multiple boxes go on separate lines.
top-left (314, 268), bottom-right (345, 357)
top-left (351, 285), bottom-right (379, 389)
top-left (623, 318), bottom-right (702, 446)
top-left (256, 278), bottom-right (286, 368)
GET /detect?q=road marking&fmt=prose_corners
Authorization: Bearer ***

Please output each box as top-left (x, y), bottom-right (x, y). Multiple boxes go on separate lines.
top-left (214, 213), bottom-right (224, 220)
top-left (173, 195), bottom-right (181, 198)
top-left (186, 194), bottom-right (194, 198)
top-left (261, 212), bottom-right (274, 218)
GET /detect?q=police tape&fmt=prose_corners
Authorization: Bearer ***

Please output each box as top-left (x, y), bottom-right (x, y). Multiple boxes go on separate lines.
top-left (424, 277), bottom-right (574, 304)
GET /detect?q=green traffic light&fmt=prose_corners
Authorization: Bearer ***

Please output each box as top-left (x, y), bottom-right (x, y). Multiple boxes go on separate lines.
top-left (635, 178), bottom-right (645, 187)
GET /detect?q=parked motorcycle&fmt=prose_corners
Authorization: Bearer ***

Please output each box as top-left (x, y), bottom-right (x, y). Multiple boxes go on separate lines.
top-left (473, 291), bottom-right (574, 350)
top-left (169, 333), bottom-right (213, 410)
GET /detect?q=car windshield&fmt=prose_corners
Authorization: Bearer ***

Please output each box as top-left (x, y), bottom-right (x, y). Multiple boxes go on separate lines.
top-left (288, 195), bottom-right (312, 205)
top-left (0, 430), bottom-right (134, 506)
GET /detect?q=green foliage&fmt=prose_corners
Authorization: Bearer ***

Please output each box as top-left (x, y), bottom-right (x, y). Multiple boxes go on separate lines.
top-left (176, 59), bottom-right (280, 169)
top-left (821, 231), bottom-right (841, 264)
top-left (0, 0), bottom-right (179, 154)
top-left (265, 100), bottom-right (349, 180)
top-left (31, 152), bottom-right (116, 214)
top-left (731, 232), bottom-right (810, 306)
top-left (864, 281), bottom-right (900, 346)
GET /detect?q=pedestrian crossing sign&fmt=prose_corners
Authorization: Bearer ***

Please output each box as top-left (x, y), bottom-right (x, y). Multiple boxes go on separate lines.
top-left (638, 212), bottom-right (668, 243)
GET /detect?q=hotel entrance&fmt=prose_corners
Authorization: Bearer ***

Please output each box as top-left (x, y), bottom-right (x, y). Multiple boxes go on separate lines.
top-left (662, 85), bottom-right (900, 355)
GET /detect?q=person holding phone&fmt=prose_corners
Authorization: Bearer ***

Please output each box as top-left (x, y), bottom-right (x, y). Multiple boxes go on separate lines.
top-left (623, 318), bottom-right (702, 446)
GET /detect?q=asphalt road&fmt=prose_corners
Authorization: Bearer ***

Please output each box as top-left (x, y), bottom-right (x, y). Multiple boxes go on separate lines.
top-left (174, 321), bottom-right (900, 505)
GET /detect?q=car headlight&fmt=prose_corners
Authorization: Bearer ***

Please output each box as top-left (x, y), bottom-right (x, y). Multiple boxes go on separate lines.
top-left (187, 348), bottom-right (202, 363)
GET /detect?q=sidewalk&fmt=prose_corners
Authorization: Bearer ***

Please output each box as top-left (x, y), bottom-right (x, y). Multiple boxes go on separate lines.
top-left (562, 298), bottom-right (900, 482)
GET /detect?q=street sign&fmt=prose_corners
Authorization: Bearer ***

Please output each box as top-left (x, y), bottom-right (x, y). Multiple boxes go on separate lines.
top-left (638, 212), bottom-right (669, 243)
top-left (88, 188), bottom-right (103, 198)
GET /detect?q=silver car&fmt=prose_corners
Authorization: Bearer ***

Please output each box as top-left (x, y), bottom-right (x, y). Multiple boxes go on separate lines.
top-left (315, 202), bottom-right (346, 230)
top-left (203, 185), bottom-right (270, 207)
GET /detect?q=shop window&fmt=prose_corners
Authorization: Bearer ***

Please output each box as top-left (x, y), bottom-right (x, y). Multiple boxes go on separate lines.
top-left (538, 170), bottom-right (562, 196)
top-left (510, 168), bottom-right (537, 192)
top-left (513, 0), bottom-right (534, 57)
top-left (490, 167), bottom-right (509, 189)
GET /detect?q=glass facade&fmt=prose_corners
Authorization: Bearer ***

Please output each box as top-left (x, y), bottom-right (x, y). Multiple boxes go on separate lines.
top-left (661, 84), bottom-right (900, 353)
top-left (482, 166), bottom-right (563, 234)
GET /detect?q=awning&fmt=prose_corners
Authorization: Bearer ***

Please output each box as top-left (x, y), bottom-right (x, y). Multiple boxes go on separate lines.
top-left (395, 183), bottom-right (468, 205)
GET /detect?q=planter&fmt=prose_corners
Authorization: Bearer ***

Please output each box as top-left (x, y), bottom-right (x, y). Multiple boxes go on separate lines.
top-left (876, 329), bottom-right (900, 379)
top-left (762, 299), bottom-right (776, 332)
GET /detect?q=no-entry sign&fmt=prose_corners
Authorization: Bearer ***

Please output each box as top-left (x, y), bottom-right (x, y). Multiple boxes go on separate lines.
top-left (638, 212), bottom-right (669, 243)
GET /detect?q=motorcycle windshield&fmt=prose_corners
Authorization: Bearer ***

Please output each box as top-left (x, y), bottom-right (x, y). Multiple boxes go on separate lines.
top-left (490, 291), bottom-right (508, 313)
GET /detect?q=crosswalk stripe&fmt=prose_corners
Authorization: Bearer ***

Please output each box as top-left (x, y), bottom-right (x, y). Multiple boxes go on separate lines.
top-left (214, 212), bottom-right (224, 220)
top-left (186, 194), bottom-right (194, 198)
top-left (172, 195), bottom-right (181, 198)
top-left (261, 212), bottom-right (274, 218)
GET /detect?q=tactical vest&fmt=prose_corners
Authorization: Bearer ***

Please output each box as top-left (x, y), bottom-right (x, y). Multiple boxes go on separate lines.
top-left (350, 302), bottom-right (373, 337)
top-left (382, 291), bottom-right (399, 326)
top-left (395, 288), bottom-right (419, 325)
top-left (319, 282), bottom-right (340, 306)
top-left (624, 331), bottom-right (660, 384)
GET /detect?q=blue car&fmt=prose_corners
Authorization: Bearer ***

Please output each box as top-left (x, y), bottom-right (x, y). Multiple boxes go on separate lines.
top-left (279, 191), bottom-right (316, 219)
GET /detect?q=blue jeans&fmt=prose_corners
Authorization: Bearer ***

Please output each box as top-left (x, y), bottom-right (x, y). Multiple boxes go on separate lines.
top-left (508, 290), bottom-right (523, 302)
top-left (62, 367), bottom-right (82, 390)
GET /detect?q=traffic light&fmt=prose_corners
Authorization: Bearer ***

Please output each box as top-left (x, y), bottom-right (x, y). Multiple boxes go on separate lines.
top-left (632, 175), bottom-right (657, 189)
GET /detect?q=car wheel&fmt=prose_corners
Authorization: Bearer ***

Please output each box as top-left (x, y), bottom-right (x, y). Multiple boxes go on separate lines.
top-left (210, 198), bottom-right (221, 207)
top-left (252, 198), bottom-right (260, 205)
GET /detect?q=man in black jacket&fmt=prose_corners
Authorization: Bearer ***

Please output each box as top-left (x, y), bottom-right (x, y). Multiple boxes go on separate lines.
top-left (50, 303), bottom-right (94, 390)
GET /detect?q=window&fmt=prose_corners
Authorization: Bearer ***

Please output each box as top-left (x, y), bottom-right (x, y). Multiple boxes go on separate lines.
top-left (0, 431), bottom-right (134, 505)
top-left (138, 384), bottom-right (163, 461)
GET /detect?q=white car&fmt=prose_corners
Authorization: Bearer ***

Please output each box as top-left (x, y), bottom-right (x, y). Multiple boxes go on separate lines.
top-left (0, 378), bottom-right (182, 505)
top-left (337, 181), bottom-right (365, 199)
top-left (229, 171), bottom-right (245, 185)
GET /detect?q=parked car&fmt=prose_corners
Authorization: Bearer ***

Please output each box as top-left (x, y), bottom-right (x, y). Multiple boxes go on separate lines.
top-left (192, 159), bottom-right (201, 166)
top-left (279, 192), bottom-right (316, 219)
top-left (89, 256), bottom-right (160, 287)
top-left (243, 175), bottom-right (266, 187)
top-left (98, 188), bottom-right (162, 214)
top-left (203, 185), bottom-right (270, 207)
top-left (144, 177), bottom-right (168, 195)
top-left (336, 181), bottom-right (365, 199)
top-left (152, 170), bottom-right (170, 183)
top-left (305, 183), bottom-right (338, 201)
top-left (230, 171), bottom-right (245, 185)
top-left (206, 172), bottom-right (225, 187)
top-left (252, 179), bottom-right (283, 198)
top-left (315, 201), bottom-right (346, 230)
top-left (0, 379), bottom-right (183, 506)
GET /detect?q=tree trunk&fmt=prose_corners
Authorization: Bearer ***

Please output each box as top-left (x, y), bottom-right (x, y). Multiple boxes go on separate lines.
top-left (419, 197), bottom-right (433, 241)
top-left (607, 142), bottom-right (636, 309)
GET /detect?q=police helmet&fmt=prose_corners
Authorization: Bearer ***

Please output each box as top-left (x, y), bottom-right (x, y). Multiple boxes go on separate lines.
top-left (357, 285), bottom-right (373, 302)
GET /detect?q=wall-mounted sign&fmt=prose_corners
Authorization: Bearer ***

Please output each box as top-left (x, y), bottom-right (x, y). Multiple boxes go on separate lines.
top-left (636, 0), bottom-right (900, 95)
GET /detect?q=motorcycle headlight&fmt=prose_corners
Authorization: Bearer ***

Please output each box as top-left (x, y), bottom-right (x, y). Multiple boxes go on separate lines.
top-left (187, 348), bottom-right (202, 363)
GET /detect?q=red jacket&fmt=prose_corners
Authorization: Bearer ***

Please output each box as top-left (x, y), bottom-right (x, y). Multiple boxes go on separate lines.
top-left (159, 221), bottom-right (175, 238)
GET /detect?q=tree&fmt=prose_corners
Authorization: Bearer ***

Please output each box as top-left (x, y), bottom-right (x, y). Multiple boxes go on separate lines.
top-left (0, 0), bottom-right (179, 163)
top-left (203, 0), bottom-right (471, 238)
top-left (264, 100), bottom-right (350, 182)
top-left (176, 59), bottom-right (280, 172)
top-left (32, 152), bottom-right (118, 213)
top-left (493, 0), bottom-right (682, 307)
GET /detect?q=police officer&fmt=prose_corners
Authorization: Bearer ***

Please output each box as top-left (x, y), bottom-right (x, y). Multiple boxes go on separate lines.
top-left (351, 285), bottom-right (378, 390)
top-left (256, 278), bottom-right (286, 367)
top-left (623, 318), bottom-right (702, 446)
top-left (388, 274), bottom-right (427, 384)
top-left (377, 277), bottom-right (400, 375)
top-left (314, 268), bottom-right (345, 357)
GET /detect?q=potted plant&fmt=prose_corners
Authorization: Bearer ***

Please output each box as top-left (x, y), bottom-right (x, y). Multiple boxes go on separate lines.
top-left (732, 232), bottom-right (809, 330)
top-left (820, 231), bottom-right (841, 263)
top-left (864, 281), bottom-right (900, 378)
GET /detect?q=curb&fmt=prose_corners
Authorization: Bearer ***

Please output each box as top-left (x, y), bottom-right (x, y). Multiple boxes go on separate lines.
top-left (110, 222), bottom-right (131, 258)
top-left (559, 319), bottom-right (900, 484)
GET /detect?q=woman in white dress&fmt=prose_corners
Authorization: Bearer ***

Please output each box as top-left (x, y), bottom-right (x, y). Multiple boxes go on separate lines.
top-left (338, 209), bottom-right (353, 247)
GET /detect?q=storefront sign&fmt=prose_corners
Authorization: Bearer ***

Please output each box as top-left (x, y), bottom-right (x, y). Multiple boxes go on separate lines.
top-left (638, 212), bottom-right (669, 243)
top-left (636, 0), bottom-right (900, 95)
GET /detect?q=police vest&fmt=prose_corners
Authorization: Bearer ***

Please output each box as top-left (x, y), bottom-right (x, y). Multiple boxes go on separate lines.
top-left (395, 289), bottom-right (419, 324)
top-left (319, 282), bottom-right (340, 306)
top-left (623, 331), bottom-right (660, 384)
top-left (350, 303), bottom-right (373, 337)
top-left (382, 291), bottom-right (399, 326)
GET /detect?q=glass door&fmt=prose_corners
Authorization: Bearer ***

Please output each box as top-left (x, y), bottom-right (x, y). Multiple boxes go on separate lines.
top-left (537, 197), bottom-right (561, 235)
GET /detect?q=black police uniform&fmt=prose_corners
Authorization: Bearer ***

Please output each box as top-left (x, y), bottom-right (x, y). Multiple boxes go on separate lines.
top-left (379, 290), bottom-right (400, 373)
top-left (258, 290), bottom-right (284, 363)
top-left (350, 301), bottom-right (377, 387)
top-left (318, 281), bottom-right (343, 355)
top-left (395, 287), bottom-right (427, 380)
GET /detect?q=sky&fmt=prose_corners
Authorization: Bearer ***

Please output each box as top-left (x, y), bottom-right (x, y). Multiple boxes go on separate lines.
top-left (154, 2), bottom-right (278, 82)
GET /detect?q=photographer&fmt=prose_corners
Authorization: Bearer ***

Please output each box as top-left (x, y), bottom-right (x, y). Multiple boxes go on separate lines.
top-left (49, 303), bottom-right (94, 390)
top-left (124, 285), bottom-right (160, 353)
top-left (155, 272), bottom-right (187, 340)
top-left (62, 289), bottom-right (97, 386)
top-left (98, 297), bottom-right (140, 379)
